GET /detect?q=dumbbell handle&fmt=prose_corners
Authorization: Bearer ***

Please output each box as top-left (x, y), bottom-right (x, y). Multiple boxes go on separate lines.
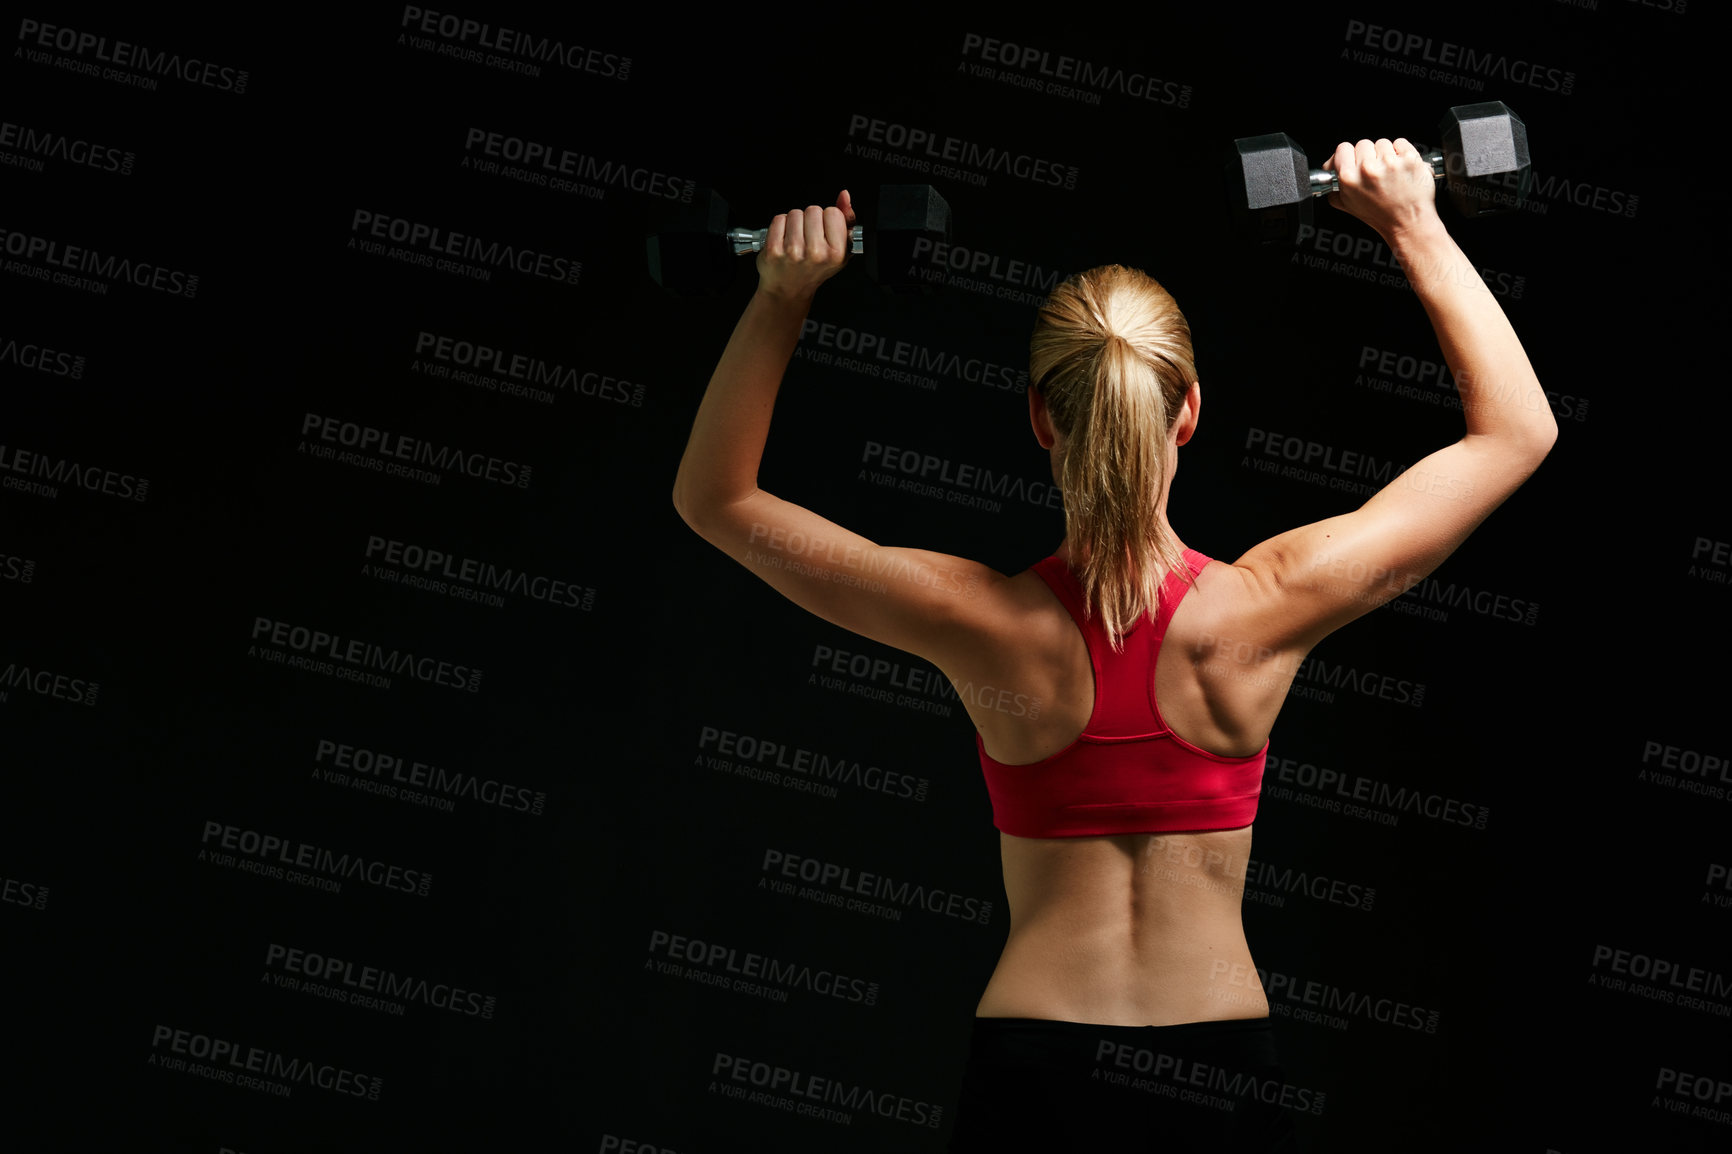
top-left (1306, 149), bottom-right (1446, 198)
top-left (727, 225), bottom-right (865, 256)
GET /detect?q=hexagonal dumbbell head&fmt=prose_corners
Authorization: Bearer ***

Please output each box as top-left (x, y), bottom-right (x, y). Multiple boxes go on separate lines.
top-left (867, 184), bottom-right (953, 292)
top-left (1438, 102), bottom-right (1531, 218)
top-left (646, 187), bottom-right (735, 295)
top-left (1229, 133), bottom-right (1314, 245)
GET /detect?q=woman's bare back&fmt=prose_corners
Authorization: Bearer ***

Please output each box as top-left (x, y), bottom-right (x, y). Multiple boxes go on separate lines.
top-left (948, 552), bottom-right (1294, 1027)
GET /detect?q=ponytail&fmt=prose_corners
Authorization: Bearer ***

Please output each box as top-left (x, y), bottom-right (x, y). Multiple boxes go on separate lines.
top-left (1030, 266), bottom-right (1196, 650)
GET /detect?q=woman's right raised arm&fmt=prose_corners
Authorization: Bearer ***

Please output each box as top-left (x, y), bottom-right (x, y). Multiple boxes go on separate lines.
top-left (1225, 136), bottom-right (1559, 659)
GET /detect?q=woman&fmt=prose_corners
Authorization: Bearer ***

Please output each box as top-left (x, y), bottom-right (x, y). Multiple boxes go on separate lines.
top-left (673, 140), bottom-right (1556, 1150)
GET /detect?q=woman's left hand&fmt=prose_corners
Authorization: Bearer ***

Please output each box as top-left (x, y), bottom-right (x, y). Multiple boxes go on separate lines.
top-left (756, 190), bottom-right (856, 302)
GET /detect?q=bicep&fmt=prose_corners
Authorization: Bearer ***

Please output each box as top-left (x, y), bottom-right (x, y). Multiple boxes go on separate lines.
top-left (1229, 432), bottom-right (1554, 652)
top-left (678, 488), bottom-right (1007, 660)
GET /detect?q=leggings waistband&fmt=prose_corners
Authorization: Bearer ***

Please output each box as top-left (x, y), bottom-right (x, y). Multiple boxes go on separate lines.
top-left (950, 1014), bottom-right (1300, 1151)
top-left (973, 1015), bottom-right (1274, 1033)
top-left (966, 1015), bottom-right (1280, 1069)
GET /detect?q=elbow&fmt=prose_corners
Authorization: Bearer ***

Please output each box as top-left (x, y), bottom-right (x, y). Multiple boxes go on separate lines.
top-left (1530, 410), bottom-right (1560, 460)
top-left (672, 463), bottom-right (755, 540)
top-left (1533, 373), bottom-right (1561, 449)
top-left (671, 478), bottom-right (705, 534)
top-left (671, 464), bottom-right (702, 531)
top-left (672, 474), bottom-right (731, 540)
top-left (1511, 411), bottom-right (1558, 482)
top-left (1509, 387), bottom-right (1559, 461)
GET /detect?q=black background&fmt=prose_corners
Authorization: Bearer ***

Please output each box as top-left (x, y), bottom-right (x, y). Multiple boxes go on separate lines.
top-left (3, 5), bottom-right (1725, 1152)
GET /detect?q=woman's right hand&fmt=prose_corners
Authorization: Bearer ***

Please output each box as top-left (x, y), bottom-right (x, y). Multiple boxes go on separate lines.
top-left (1322, 137), bottom-right (1441, 240)
top-left (755, 190), bottom-right (856, 303)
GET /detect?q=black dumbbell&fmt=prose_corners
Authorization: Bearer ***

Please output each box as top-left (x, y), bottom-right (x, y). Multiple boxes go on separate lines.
top-left (1227, 102), bottom-right (1531, 245)
top-left (647, 184), bottom-right (952, 294)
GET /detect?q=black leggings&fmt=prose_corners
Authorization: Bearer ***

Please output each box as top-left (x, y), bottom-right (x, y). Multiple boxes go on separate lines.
top-left (948, 1016), bottom-right (1304, 1153)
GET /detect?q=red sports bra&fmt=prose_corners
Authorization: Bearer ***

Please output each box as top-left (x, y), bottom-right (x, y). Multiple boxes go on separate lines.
top-left (976, 549), bottom-right (1267, 838)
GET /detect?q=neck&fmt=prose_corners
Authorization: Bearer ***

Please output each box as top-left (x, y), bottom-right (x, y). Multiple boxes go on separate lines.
top-left (1054, 512), bottom-right (1182, 565)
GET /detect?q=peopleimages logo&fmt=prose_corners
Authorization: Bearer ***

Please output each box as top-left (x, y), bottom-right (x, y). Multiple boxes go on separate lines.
top-left (1, 872), bottom-right (50, 910)
top-left (0, 658), bottom-right (99, 706)
top-left (1264, 753), bottom-right (1487, 830)
top-left (846, 113), bottom-right (1079, 191)
top-left (0, 226), bottom-right (197, 296)
top-left (16, 19), bottom-right (250, 94)
top-left (0, 333), bottom-right (86, 377)
top-left (314, 737), bottom-right (547, 816)
top-left (349, 210), bottom-right (581, 286)
top-left (0, 550), bottom-right (36, 584)
top-left (1341, 18), bottom-right (1576, 95)
top-left (1589, 944), bottom-right (1732, 1017)
top-left (264, 942), bottom-right (498, 1019)
top-left (906, 237), bottom-right (1061, 306)
top-left (959, 33), bottom-right (1194, 108)
top-left (412, 330), bottom-right (644, 407)
top-left (0, 441), bottom-right (147, 502)
top-left (1652, 1066), bottom-right (1732, 1129)
top-left (648, 928), bottom-right (882, 1007)
top-left (461, 128), bottom-right (690, 201)
top-left (249, 615), bottom-right (484, 693)
top-left (1639, 739), bottom-right (1732, 803)
top-left (802, 320), bottom-right (1027, 391)
top-left (697, 724), bottom-right (931, 803)
top-left (397, 7), bottom-right (630, 79)
top-left (0, 119), bottom-right (135, 175)
top-left (299, 413), bottom-right (531, 490)
top-left (867, 439), bottom-right (1058, 495)
top-left (711, 1051), bottom-right (943, 1129)
top-left (760, 849), bottom-right (994, 925)
top-left (1354, 344), bottom-right (1589, 423)
top-left (1293, 224), bottom-right (1526, 300)
top-left (1092, 1038), bottom-right (1328, 1116)
top-left (148, 1025), bottom-right (380, 1100)
top-left (362, 535), bottom-right (594, 612)
top-left (199, 820), bottom-right (435, 898)
top-left (1212, 960), bottom-right (1440, 1033)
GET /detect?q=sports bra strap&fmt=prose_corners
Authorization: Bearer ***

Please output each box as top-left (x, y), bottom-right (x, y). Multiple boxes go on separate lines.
top-left (1033, 549), bottom-right (1209, 637)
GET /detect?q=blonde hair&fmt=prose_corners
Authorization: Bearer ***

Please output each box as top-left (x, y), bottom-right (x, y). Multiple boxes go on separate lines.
top-left (1029, 265), bottom-right (1196, 650)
